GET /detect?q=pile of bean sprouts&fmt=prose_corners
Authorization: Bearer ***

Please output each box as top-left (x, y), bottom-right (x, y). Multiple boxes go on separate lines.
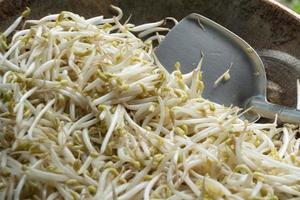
top-left (1, 6), bottom-right (300, 200)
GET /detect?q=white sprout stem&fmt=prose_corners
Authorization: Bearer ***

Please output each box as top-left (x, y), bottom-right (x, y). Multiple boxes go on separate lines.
top-left (130, 20), bottom-right (165, 32)
top-left (183, 174), bottom-right (201, 197)
top-left (46, 192), bottom-right (59, 200)
top-left (14, 87), bottom-right (38, 112)
top-left (4, 40), bottom-right (21, 60)
top-left (27, 99), bottom-right (56, 138)
top-left (118, 182), bottom-right (149, 200)
top-left (138, 27), bottom-right (170, 38)
top-left (143, 174), bottom-right (162, 200)
top-left (55, 184), bottom-right (73, 200)
top-left (154, 96), bottom-right (165, 135)
top-left (25, 14), bottom-right (59, 25)
top-left (0, 54), bottom-right (22, 72)
top-left (82, 128), bottom-right (97, 153)
top-left (145, 34), bottom-right (165, 43)
top-left (63, 147), bottom-right (76, 163)
top-left (33, 59), bottom-right (62, 78)
top-left (94, 168), bottom-right (116, 199)
top-left (3, 16), bottom-right (23, 37)
top-left (278, 127), bottom-right (289, 158)
top-left (103, 183), bottom-right (130, 200)
top-left (66, 113), bottom-right (94, 135)
top-left (14, 175), bottom-right (26, 200)
top-left (251, 181), bottom-right (263, 197)
top-left (101, 5), bottom-right (123, 23)
top-left (86, 16), bottom-right (104, 25)
top-left (100, 105), bottom-right (123, 153)
top-left (26, 168), bottom-right (69, 182)
top-left (78, 156), bottom-right (93, 175)
top-left (166, 17), bottom-right (178, 24)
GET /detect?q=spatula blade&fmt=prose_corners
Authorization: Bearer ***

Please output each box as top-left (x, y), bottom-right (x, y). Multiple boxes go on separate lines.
top-left (155, 14), bottom-right (265, 108)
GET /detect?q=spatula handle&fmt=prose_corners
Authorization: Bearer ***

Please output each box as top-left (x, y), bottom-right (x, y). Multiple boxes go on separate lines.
top-left (248, 96), bottom-right (300, 124)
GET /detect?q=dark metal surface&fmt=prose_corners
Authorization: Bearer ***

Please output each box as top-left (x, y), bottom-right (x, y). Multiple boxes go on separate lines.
top-left (0, 0), bottom-right (299, 107)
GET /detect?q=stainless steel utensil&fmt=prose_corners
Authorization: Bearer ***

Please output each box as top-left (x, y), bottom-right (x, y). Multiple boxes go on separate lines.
top-left (156, 14), bottom-right (300, 123)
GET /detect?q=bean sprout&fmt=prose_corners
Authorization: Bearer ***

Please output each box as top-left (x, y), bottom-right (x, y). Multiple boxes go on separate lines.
top-left (0, 5), bottom-right (299, 200)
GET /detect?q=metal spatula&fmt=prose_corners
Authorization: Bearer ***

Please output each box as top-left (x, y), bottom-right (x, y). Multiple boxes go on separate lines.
top-left (155, 13), bottom-right (300, 124)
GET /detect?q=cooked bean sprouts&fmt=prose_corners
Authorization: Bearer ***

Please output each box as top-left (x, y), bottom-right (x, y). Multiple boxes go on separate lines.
top-left (0, 6), bottom-right (300, 200)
